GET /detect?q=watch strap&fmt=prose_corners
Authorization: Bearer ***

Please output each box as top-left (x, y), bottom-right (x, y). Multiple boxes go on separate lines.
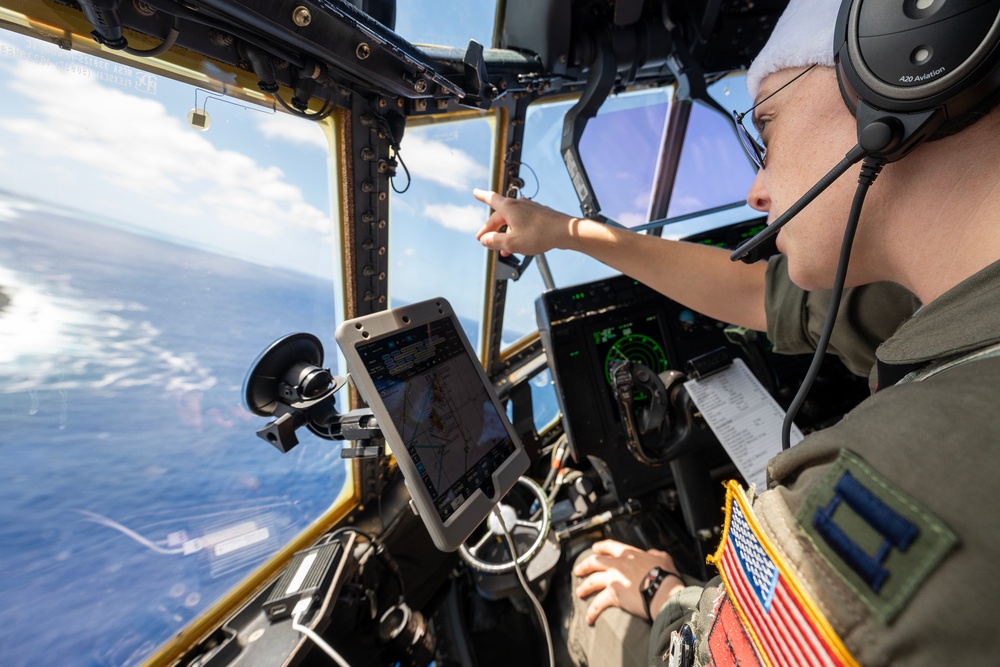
top-left (641, 566), bottom-right (681, 621)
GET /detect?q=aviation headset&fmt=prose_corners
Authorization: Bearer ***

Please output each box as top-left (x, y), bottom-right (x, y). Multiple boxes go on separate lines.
top-left (835, 0), bottom-right (1000, 162)
top-left (734, 0), bottom-right (1000, 266)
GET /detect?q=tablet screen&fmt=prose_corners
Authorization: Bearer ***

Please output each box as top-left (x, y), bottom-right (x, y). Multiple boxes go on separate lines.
top-left (356, 316), bottom-right (517, 521)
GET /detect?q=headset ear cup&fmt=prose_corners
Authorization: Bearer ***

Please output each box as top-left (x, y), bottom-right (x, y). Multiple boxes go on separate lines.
top-left (934, 81), bottom-right (1000, 137)
top-left (835, 58), bottom-right (859, 118)
top-left (835, 0), bottom-right (1000, 160)
top-left (834, 0), bottom-right (857, 115)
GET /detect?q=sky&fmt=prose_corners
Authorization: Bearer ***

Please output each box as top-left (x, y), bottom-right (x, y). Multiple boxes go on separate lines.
top-left (0, 7), bottom-right (504, 329)
top-left (0, 35), bottom-right (335, 271)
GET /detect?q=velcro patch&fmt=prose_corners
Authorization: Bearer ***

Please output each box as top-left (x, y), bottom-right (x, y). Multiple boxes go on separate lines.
top-left (796, 449), bottom-right (958, 623)
top-left (709, 481), bottom-right (859, 667)
top-left (708, 596), bottom-right (764, 667)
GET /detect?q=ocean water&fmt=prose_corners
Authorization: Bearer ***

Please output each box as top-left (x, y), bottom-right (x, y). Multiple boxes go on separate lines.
top-left (0, 194), bottom-right (348, 666)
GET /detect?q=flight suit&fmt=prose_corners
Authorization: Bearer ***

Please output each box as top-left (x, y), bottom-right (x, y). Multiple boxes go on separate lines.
top-left (649, 257), bottom-right (1000, 665)
top-left (763, 254), bottom-right (918, 380)
top-left (568, 257), bottom-right (915, 667)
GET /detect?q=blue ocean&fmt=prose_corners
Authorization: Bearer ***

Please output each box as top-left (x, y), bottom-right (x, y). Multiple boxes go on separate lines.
top-left (0, 193), bottom-right (349, 666)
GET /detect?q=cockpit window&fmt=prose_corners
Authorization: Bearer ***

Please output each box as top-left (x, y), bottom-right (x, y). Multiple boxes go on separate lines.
top-left (578, 88), bottom-right (674, 227)
top-left (494, 98), bottom-right (625, 434)
top-left (667, 74), bottom-right (757, 219)
top-left (570, 82), bottom-right (757, 231)
top-left (0, 34), bottom-right (346, 665)
top-left (396, 1), bottom-right (497, 48)
top-left (500, 77), bottom-right (759, 345)
top-left (389, 117), bottom-right (492, 347)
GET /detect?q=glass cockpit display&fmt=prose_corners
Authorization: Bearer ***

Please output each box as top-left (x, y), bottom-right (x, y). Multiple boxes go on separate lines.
top-left (587, 313), bottom-right (672, 420)
top-left (590, 314), bottom-right (671, 386)
top-left (537, 275), bottom-right (733, 497)
top-left (337, 298), bottom-right (529, 552)
top-left (356, 317), bottom-right (516, 521)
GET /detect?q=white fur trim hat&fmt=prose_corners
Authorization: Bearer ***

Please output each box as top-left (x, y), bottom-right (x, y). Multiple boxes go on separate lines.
top-left (745, 0), bottom-right (842, 100)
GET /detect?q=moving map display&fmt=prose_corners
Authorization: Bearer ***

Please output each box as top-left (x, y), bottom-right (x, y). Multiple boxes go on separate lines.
top-left (356, 318), bottom-right (516, 521)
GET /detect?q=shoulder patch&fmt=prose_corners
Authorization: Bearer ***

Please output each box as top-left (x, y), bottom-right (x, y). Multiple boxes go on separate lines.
top-left (709, 480), bottom-right (860, 667)
top-left (796, 449), bottom-right (958, 623)
top-left (708, 596), bottom-right (764, 667)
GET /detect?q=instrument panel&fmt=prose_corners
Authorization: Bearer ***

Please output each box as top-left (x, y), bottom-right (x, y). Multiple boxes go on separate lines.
top-left (537, 274), bottom-right (735, 498)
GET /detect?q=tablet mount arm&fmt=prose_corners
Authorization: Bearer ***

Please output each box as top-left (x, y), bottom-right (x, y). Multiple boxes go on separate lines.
top-left (243, 332), bottom-right (384, 459)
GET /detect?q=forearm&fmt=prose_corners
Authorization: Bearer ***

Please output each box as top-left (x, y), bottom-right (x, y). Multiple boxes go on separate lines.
top-left (564, 218), bottom-right (769, 331)
top-left (473, 190), bottom-right (768, 329)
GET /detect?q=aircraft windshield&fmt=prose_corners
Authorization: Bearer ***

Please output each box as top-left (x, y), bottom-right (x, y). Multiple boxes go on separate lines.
top-left (0, 34), bottom-right (347, 666)
top-left (501, 81), bottom-right (756, 345)
top-left (388, 118), bottom-right (493, 346)
top-left (396, 0), bottom-right (497, 48)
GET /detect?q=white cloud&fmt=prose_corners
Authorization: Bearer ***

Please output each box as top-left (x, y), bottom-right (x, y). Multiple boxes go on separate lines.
top-left (0, 200), bottom-right (21, 221)
top-left (402, 134), bottom-right (489, 191)
top-left (255, 112), bottom-right (329, 151)
top-left (0, 59), bottom-right (329, 237)
top-left (669, 195), bottom-right (706, 217)
top-left (422, 203), bottom-right (487, 233)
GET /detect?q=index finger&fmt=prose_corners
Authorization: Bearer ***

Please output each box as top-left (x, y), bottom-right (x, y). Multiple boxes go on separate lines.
top-left (572, 552), bottom-right (617, 578)
top-left (473, 188), bottom-right (505, 210)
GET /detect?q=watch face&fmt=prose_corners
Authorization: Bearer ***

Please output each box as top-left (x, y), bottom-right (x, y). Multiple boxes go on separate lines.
top-left (641, 567), bottom-right (662, 594)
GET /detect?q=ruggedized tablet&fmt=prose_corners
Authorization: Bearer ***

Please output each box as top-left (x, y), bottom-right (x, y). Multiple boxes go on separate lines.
top-left (335, 297), bottom-right (529, 552)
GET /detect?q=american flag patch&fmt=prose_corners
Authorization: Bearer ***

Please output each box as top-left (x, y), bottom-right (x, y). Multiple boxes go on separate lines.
top-left (708, 480), bottom-right (860, 667)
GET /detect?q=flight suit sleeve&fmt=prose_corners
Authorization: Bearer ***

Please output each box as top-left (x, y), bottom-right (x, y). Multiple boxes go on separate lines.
top-left (764, 254), bottom-right (916, 377)
top-left (648, 581), bottom-right (723, 666)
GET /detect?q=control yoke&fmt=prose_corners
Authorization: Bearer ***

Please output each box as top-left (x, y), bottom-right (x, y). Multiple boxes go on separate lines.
top-left (609, 360), bottom-right (713, 466)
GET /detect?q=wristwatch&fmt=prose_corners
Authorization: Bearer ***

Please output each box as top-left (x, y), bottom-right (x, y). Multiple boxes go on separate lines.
top-left (640, 566), bottom-right (680, 621)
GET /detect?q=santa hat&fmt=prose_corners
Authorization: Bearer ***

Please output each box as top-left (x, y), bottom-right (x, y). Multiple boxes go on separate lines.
top-left (745, 0), bottom-right (842, 100)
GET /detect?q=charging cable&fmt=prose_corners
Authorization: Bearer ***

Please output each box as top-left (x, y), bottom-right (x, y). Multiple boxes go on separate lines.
top-left (291, 599), bottom-right (355, 667)
top-left (491, 504), bottom-right (555, 667)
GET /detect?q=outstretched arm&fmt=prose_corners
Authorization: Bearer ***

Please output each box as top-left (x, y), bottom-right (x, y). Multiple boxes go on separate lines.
top-left (473, 189), bottom-right (770, 331)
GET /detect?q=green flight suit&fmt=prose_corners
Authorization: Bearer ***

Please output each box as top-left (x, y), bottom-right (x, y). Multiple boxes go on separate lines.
top-left (568, 257), bottom-right (916, 666)
top-left (649, 257), bottom-right (1000, 665)
top-left (764, 254), bottom-right (918, 380)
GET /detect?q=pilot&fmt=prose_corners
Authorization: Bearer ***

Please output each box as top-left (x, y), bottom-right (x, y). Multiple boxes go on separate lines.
top-left (473, 0), bottom-right (1000, 664)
